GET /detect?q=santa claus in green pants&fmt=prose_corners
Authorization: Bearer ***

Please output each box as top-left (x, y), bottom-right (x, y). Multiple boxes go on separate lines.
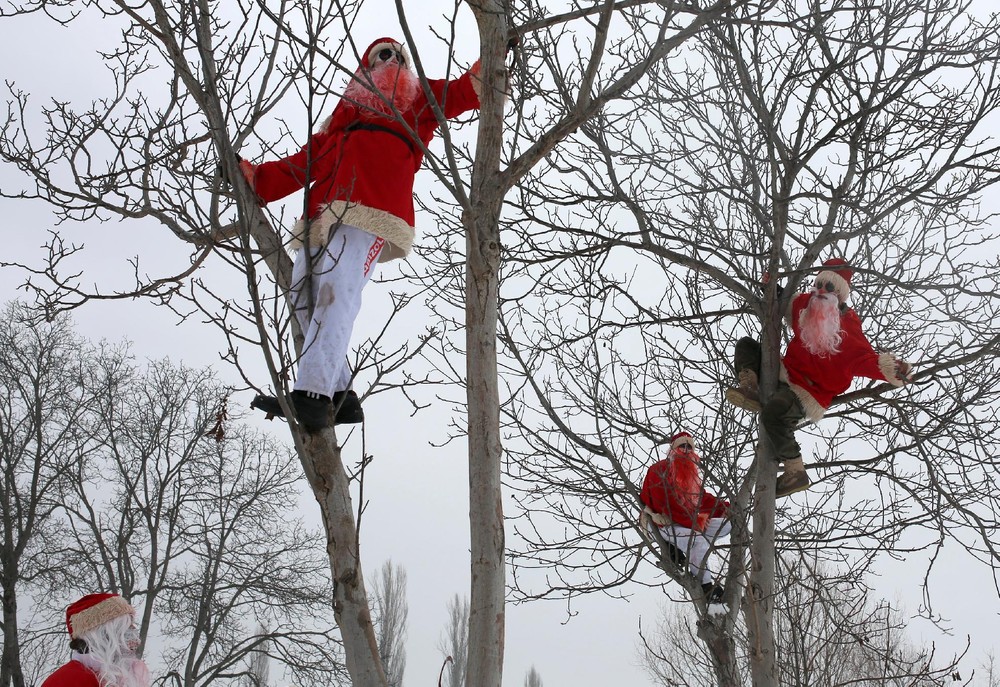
top-left (725, 258), bottom-right (913, 497)
top-left (243, 37), bottom-right (486, 431)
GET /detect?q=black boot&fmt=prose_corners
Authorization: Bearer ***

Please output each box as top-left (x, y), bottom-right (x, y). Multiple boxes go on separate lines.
top-left (331, 389), bottom-right (364, 425)
top-left (250, 391), bottom-right (331, 433)
top-left (701, 581), bottom-right (725, 603)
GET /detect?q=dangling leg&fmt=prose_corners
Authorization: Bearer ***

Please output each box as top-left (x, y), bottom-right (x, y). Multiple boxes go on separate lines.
top-left (761, 385), bottom-right (810, 497)
top-left (253, 224), bottom-right (383, 431)
top-left (690, 519), bottom-right (732, 602)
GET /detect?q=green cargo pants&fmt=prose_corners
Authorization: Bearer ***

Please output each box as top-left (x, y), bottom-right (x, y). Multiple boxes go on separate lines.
top-left (734, 336), bottom-right (805, 461)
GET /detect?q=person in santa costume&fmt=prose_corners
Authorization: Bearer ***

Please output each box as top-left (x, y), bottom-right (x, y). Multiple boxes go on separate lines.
top-left (725, 257), bottom-right (913, 497)
top-left (242, 37), bottom-right (488, 431)
top-left (639, 432), bottom-right (732, 603)
top-left (42, 593), bottom-right (151, 687)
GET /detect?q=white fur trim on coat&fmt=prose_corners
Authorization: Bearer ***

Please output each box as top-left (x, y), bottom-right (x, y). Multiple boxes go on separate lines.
top-left (878, 353), bottom-right (907, 387)
top-left (290, 201), bottom-right (414, 262)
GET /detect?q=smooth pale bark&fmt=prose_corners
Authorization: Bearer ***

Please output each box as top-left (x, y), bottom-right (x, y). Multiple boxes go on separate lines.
top-left (463, 5), bottom-right (509, 686)
top-left (299, 433), bottom-right (387, 687)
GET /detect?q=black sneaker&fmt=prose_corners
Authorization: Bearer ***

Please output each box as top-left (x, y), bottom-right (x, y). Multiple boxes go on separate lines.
top-left (250, 391), bottom-right (331, 433)
top-left (701, 582), bottom-right (725, 604)
top-left (331, 390), bottom-right (364, 425)
top-left (664, 541), bottom-right (688, 568)
top-left (250, 394), bottom-right (283, 417)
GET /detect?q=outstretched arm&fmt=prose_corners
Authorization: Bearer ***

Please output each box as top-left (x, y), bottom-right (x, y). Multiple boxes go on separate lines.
top-left (240, 126), bottom-right (336, 204)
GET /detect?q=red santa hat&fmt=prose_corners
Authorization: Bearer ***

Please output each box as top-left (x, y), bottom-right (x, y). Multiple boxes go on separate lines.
top-left (362, 37), bottom-right (412, 70)
top-left (814, 257), bottom-right (853, 303)
top-left (66, 593), bottom-right (134, 639)
top-left (669, 431), bottom-right (696, 451)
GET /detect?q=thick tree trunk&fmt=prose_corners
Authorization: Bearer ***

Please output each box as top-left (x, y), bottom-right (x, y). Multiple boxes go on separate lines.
top-left (302, 437), bottom-right (387, 687)
top-left (463, 5), bottom-right (509, 686)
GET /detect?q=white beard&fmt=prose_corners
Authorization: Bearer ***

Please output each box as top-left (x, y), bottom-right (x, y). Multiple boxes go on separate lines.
top-left (342, 62), bottom-right (419, 117)
top-left (74, 653), bottom-right (151, 687)
top-left (798, 291), bottom-right (843, 357)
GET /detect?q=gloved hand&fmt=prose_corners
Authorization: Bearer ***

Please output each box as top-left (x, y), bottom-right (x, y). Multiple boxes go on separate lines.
top-left (650, 510), bottom-right (668, 528)
top-left (238, 157), bottom-right (257, 187)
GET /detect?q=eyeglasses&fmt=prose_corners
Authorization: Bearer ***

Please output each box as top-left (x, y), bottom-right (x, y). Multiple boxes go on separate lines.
top-left (814, 280), bottom-right (836, 293)
top-left (377, 48), bottom-right (405, 65)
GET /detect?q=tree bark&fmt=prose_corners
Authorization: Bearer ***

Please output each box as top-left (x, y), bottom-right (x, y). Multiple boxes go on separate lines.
top-left (745, 196), bottom-right (791, 687)
top-left (302, 436), bottom-right (387, 687)
top-left (697, 618), bottom-right (741, 687)
top-left (1, 576), bottom-right (25, 687)
top-left (463, 4), bottom-right (509, 686)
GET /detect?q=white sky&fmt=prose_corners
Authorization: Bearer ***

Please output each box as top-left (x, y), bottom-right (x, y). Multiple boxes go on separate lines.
top-left (1, 1), bottom-right (998, 686)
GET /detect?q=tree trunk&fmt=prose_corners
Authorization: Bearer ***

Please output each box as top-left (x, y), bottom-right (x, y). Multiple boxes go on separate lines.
top-left (697, 618), bottom-right (742, 687)
top-left (302, 437), bottom-right (387, 687)
top-left (745, 201), bottom-right (790, 687)
top-left (463, 5), bottom-right (509, 686)
top-left (1, 575), bottom-right (24, 687)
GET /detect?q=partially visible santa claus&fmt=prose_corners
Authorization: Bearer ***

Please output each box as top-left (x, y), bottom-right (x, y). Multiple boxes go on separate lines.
top-left (42, 593), bottom-right (151, 687)
top-left (242, 38), bottom-right (489, 432)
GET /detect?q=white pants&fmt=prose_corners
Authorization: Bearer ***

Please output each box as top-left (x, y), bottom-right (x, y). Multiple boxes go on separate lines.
top-left (657, 518), bottom-right (732, 583)
top-left (290, 224), bottom-right (384, 397)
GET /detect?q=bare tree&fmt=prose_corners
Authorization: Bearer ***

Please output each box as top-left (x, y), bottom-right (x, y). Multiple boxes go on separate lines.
top-left (0, 302), bottom-right (104, 687)
top-left (437, 594), bottom-right (469, 687)
top-left (64, 359), bottom-right (347, 687)
top-left (641, 558), bottom-right (966, 686)
top-left (371, 561), bottom-right (408, 687)
top-left (245, 627), bottom-right (271, 687)
top-left (1, 305), bottom-right (345, 686)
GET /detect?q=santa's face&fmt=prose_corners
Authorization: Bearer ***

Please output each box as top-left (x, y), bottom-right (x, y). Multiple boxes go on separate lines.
top-left (671, 442), bottom-right (700, 463)
top-left (344, 43), bottom-right (419, 116)
top-left (798, 285), bottom-right (844, 356)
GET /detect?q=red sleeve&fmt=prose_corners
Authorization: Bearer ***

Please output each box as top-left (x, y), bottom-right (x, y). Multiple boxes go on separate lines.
top-left (425, 69), bottom-right (482, 121)
top-left (251, 126), bottom-right (336, 204)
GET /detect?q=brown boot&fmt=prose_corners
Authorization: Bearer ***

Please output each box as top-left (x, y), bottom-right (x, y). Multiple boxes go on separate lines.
top-left (725, 369), bottom-right (762, 413)
top-left (775, 457), bottom-right (811, 498)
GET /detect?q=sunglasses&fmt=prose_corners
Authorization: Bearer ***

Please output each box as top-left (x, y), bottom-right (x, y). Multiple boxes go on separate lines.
top-left (677, 443), bottom-right (694, 450)
top-left (814, 280), bottom-right (836, 293)
top-left (376, 48), bottom-right (405, 65)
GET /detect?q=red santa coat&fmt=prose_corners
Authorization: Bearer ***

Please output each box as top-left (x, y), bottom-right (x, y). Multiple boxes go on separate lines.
top-left (249, 48), bottom-right (482, 263)
top-left (640, 458), bottom-right (729, 531)
top-left (41, 660), bottom-right (100, 687)
top-left (782, 292), bottom-right (905, 421)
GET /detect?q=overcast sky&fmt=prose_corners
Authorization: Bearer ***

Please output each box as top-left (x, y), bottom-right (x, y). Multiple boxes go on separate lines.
top-left (1, 2), bottom-right (998, 686)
